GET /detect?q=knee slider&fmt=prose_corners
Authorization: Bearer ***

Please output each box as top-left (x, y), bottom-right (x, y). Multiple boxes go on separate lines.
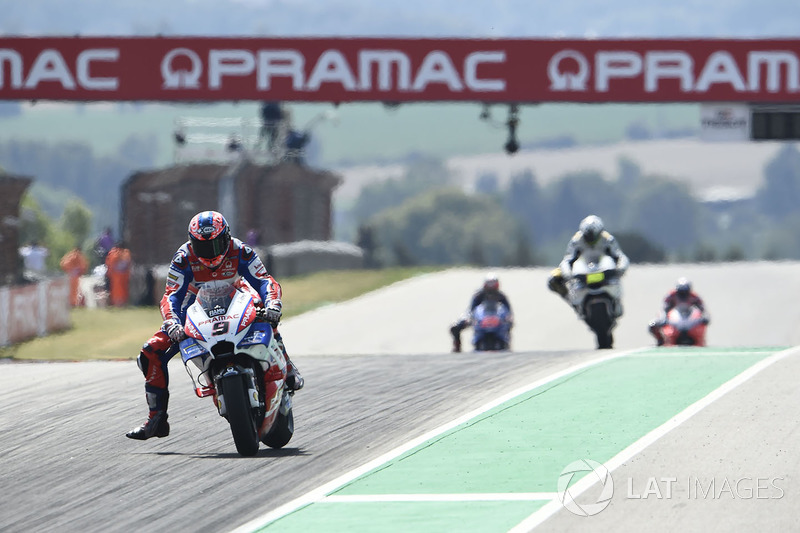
top-left (136, 351), bottom-right (149, 379)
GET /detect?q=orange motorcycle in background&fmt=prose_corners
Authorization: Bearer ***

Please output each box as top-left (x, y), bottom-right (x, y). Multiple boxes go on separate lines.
top-left (660, 303), bottom-right (707, 347)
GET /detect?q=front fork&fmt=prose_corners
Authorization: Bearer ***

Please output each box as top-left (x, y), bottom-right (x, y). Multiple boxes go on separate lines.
top-left (215, 366), bottom-right (261, 417)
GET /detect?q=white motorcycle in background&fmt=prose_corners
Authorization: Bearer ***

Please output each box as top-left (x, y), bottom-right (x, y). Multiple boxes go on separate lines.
top-left (566, 254), bottom-right (622, 349)
top-left (179, 281), bottom-right (294, 456)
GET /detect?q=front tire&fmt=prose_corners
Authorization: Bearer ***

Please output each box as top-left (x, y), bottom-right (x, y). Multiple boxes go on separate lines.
top-left (585, 300), bottom-right (614, 349)
top-left (221, 374), bottom-right (260, 457)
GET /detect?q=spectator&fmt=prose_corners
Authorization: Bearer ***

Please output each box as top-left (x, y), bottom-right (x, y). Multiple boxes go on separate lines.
top-left (105, 241), bottom-right (132, 307)
top-left (285, 129), bottom-right (310, 164)
top-left (95, 227), bottom-right (114, 262)
top-left (19, 240), bottom-right (49, 278)
top-left (260, 101), bottom-right (284, 150)
top-left (245, 227), bottom-right (261, 247)
top-left (226, 133), bottom-right (243, 153)
top-left (60, 246), bottom-right (89, 307)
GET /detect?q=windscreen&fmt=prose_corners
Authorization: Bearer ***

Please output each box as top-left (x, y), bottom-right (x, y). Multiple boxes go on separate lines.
top-left (196, 282), bottom-right (236, 316)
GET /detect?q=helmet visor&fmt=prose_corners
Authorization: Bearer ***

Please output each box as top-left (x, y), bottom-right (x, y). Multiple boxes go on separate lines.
top-left (191, 233), bottom-right (230, 260)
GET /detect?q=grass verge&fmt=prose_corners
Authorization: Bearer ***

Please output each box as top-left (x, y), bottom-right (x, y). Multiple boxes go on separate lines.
top-left (0, 267), bottom-right (439, 362)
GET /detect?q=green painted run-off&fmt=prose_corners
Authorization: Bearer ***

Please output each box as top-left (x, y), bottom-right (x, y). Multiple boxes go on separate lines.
top-left (257, 347), bottom-right (781, 533)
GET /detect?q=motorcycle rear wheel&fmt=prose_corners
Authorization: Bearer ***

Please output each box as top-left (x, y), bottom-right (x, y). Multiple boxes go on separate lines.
top-left (262, 409), bottom-right (294, 449)
top-left (221, 374), bottom-right (260, 457)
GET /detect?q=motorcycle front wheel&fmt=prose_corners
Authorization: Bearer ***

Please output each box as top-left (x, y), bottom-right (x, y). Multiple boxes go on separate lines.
top-left (220, 374), bottom-right (260, 457)
top-left (585, 300), bottom-right (614, 349)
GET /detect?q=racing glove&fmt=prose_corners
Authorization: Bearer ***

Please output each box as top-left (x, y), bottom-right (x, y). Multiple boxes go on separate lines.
top-left (263, 301), bottom-right (282, 325)
top-left (163, 319), bottom-right (186, 342)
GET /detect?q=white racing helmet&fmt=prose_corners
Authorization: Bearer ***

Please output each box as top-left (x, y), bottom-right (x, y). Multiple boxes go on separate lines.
top-left (579, 215), bottom-right (604, 244)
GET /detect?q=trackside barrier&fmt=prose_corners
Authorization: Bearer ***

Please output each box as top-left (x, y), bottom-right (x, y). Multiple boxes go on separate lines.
top-left (0, 277), bottom-right (71, 347)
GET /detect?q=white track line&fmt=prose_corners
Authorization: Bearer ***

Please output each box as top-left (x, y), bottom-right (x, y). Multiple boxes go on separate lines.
top-left (230, 348), bottom-right (642, 533)
top-left (322, 493), bottom-right (560, 503)
top-left (627, 349), bottom-right (780, 357)
top-left (508, 345), bottom-right (800, 533)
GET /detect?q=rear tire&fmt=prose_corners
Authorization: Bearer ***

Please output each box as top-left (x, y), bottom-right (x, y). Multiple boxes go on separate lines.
top-left (221, 374), bottom-right (260, 457)
top-left (475, 333), bottom-right (509, 352)
top-left (263, 409), bottom-right (294, 449)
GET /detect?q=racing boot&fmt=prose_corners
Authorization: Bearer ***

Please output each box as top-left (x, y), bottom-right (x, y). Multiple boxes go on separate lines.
top-left (450, 323), bottom-right (463, 353)
top-left (286, 359), bottom-right (305, 392)
top-left (547, 268), bottom-right (569, 299)
top-left (648, 321), bottom-right (665, 346)
top-left (275, 332), bottom-right (304, 391)
top-left (126, 388), bottom-right (170, 440)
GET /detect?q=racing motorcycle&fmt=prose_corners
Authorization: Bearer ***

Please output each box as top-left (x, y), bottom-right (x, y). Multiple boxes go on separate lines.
top-left (660, 303), bottom-right (707, 346)
top-left (179, 281), bottom-right (294, 456)
top-left (471, 300), bottom-right (512, 351)
top-left (567, 254), bottom-right (622, 349)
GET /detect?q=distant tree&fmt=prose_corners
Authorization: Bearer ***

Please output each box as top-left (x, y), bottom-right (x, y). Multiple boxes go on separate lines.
top-left (615, 232), bottom-right (666, 263)
top-left (623, 178), bottom-right (700, 250)
top-left (755, 144), bottom-right (800, 220)
top-left (19, 194), bottom-right (50, 246)
top-left (351, 155), bottom-right (452, 225)
top-left (368, 189), bottom-right (526, 267)
top-left (392, 240), bottom-right (417, 266)
top-left (19, 193), bottom-right (84, 271)
top-left (504, 230), bottom-right (537, 266)
top-left (693, 243), bottom-right (717, 263)
top-left (546, 177), bottom-right (584, 237)
top-left (475, 172), bottom-right (499, 195)
top-left (0, 136), bottom-right (157, 232)
top-left (116, 134), bottom-right (158, 167)
top-left (356, 224), bottom-right (380, 268)
top-left (761, 213), bottom-right (800, 259)
top-left (722, 245), bottom-right (746, 262)
top-left (617, 157), bottom-right (643, 190)
top-left (466, 238), bottom-right (486, 266)
top-left (504, 169), bottom-right (547, 240)
top-left (60, 199), bottom-right (93, 248)
top-left (545, 171), bottom-right (624, 236)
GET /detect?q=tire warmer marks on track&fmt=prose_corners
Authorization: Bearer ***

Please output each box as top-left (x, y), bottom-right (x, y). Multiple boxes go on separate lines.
top-left (233, 346), bottom-right (792, 533)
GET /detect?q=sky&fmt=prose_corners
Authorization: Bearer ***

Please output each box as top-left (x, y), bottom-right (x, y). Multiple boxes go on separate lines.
top-left (3, 0), bottom-right (799, 39)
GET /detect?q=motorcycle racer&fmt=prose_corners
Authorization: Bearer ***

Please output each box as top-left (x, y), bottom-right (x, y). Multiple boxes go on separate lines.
top-left (126, 211), bottom-right (304, 441)
top-left (648, 277), bottom-right (710, 346)
top-left (547, 215), bottom-right (629, 316)
top-left (449, 272), bottom-right (513, 352)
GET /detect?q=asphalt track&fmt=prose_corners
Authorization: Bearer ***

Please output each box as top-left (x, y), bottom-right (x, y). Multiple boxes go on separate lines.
top-left (2, 262), bottom-right (799, 533)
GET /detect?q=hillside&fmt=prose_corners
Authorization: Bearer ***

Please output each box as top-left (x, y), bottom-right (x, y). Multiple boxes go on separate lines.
top-left (333, 138), bottom-right (793, 204)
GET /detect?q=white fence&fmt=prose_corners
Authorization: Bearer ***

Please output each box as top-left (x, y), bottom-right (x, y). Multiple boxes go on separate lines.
top-left (0, 277), bottom-right (71, 347)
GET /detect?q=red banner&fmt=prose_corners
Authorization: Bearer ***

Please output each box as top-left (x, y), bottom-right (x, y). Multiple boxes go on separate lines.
top-left (1, 37), bottom-right (800, 103)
